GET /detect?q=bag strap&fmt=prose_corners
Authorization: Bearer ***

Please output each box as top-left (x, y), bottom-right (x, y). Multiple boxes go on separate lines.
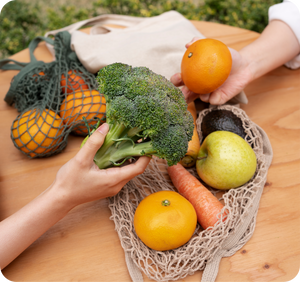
top-left (3, 36), bottom-right (55, 107)
top-left (44, 13), bottom-right (146, 37)
top-left (0, 36), bottom-right (54, 71)
top-left (28, 36), bottom-right (54, 62)
top-left (0, 59), bottom-right (28, 70)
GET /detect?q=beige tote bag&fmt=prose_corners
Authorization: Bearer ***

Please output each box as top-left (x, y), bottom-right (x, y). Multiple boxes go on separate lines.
top-left (45, 10), bottom-right (248, 104)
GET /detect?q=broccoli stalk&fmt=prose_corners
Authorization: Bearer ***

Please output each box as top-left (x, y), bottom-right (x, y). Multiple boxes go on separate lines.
top-left (83, 63), bottom-right (194, 169)
top-left (93, 123), bottom-right (157, 169)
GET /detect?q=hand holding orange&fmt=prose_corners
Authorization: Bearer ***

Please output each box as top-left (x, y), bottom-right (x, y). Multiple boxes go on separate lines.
top-left (181, 38), bottom-right (232, 95)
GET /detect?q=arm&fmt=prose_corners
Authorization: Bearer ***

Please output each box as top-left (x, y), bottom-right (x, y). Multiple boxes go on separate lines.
top-left (0, 123), bottom-right (150, 269)
top-left (172, 19), bottom-right (300, 105)
top-left (240, 19), bottom-right (300, 81)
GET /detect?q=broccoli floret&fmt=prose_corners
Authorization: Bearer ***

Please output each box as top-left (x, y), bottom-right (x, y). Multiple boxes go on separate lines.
top-left (87, 63), bottom-right (194, 169)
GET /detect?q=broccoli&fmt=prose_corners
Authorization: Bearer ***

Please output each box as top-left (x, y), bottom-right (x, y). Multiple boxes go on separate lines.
top-left (84, 63), bottom-right (194, 169)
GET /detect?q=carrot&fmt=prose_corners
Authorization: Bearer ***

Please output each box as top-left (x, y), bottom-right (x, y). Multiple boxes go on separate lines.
top-left (180, 102), bottom-right (200, 168)
top-left (167, 163), bottom-right (225, 229)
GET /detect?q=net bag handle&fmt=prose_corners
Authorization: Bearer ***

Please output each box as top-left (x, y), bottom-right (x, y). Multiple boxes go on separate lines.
top-left (3, 36), bottom-right (55, 106)
top-left (0, 36), bottom-right (54, 71)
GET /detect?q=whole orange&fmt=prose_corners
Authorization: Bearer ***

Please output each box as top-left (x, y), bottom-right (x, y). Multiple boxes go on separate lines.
top-left (134, 190), bottom-right (197, 251)
top-left (181, 38), bottom-right (232, 94)
top-left (60, 70), bottom-right (89, 93)
top-left (12, 108), bottom-right (64, 157)
top-left (60, 89), bottom-right (106, 135)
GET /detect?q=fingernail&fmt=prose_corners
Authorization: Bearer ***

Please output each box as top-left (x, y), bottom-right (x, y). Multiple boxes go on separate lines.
top-left (209, 94), bottom-right (222, 105)
top-left (97, 123), bottom-right (109, 134)
top-left (200, 93), bottom-right (210, 103)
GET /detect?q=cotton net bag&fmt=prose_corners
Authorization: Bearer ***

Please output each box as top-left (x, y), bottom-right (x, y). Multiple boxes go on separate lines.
top-left (2, 31), bottom-right (105, 158)
top-left (108, 104), bottom-right (273, 282)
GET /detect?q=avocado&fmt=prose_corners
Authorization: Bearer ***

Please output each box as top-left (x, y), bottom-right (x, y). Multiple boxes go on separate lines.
top-left (201, 109), bottom-right (246, 141)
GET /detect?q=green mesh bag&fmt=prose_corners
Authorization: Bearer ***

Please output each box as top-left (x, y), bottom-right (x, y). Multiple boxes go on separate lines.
top-left (1, 31), bottom-right (106, 158)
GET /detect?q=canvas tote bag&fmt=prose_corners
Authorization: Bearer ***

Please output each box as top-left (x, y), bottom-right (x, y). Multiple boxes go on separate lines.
top-left (45, 10), bottom-right (248, 104)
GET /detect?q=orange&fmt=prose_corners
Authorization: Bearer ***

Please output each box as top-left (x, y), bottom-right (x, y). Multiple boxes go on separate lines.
top-left (32, 71), bottom-right (45, 82)
top-left (181, 38), bottom-right (232, 94)
top-left (60, 89), bottom-right (106, 135)
top-left (60, 70), bottom-right (89, 93)
top-left (134, 190), bottom-right (197, 251)
top-left (12, 108), bottom-right (64, 157)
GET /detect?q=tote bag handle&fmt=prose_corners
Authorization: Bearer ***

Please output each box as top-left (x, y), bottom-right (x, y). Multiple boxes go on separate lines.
top-left (45, 13), bottom-right (148, 37)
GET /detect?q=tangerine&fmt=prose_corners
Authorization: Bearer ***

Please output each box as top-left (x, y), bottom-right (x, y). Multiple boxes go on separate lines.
top-left (12, 108), bottom-right (64, 157)
top-left (60, 89), bottom-right (106, 135)
top-left (134, 190), bottom-right (197, 251)
top-left (181, 38), bottom-right (232, 94)
top-left (60, 70), bottom-right (89, 93)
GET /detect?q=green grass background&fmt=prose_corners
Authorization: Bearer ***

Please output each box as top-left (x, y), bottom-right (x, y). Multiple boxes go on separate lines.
top-left (0, 0), bottom-right (281, 59)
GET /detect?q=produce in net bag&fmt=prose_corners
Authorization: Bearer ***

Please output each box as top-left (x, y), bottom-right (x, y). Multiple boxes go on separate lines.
top-left (1, 31), bottom-right (106, 158)
top-left (108, 104), bottom-right (273, 282)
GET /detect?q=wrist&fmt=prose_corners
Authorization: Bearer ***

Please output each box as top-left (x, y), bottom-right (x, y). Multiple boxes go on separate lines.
top-left (44, 181), bottom-right (77, 215)
top-left (239, 47), bottom-right (257, 84)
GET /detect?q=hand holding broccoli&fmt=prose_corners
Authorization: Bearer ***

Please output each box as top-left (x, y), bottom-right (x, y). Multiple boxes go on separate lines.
top-left (87, 63), bottom-right (194, 169)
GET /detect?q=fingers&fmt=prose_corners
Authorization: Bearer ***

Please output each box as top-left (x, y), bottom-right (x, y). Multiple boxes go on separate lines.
top-left (199, 93), bottom-right (211, 103)
top-left (181, 86), bottom-right (199, 104)
top-left (105, 156), bottom-right (151, 182)
top-left (186, 37), bottom-right (201, 48)
top-left (76, 123), bottom-right (109, 165)
top-left (208, 91), bottom-right (222, 105)
top-left (170, 73), bottom-right (184, 87)
top-left (209, 87), bottom-right (233, 105)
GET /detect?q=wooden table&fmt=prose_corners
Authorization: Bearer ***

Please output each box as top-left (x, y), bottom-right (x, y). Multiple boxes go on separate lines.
top-left (1, 20), bottom-right (299, 282)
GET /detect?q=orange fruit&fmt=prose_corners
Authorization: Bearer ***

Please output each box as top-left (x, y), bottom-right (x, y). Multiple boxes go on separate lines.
top-left (181, 38), bottom-right (232, 94)
top-left (32, 71), bottom-right (45, 82)
top-left (134, 190), bottom-right (197, 251)
top-left (33, 71), bottom-right (45, 77)
top-left (60, 70), bottom-right (89, 93)
top-left (12, 108), bottom-right (64, 157)
top-left (60, 89), bottom-right (106, 135)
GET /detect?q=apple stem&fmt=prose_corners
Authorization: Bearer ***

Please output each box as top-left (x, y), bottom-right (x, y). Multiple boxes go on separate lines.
top-left (197, 155), bottom-right (207, 161)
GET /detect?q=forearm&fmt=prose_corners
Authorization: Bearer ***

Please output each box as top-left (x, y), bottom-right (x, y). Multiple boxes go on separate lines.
top-left (241, 20), bottom-right (300, 82)
top-left (0, 184), bottom-right (73, 269)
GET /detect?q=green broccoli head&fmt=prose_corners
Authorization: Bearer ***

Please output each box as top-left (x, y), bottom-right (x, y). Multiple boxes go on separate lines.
top-left (93, 63), bottom-right (194, 168)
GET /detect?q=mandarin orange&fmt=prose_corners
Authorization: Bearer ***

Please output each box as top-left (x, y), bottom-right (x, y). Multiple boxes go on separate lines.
top-left (60, 70), bottom-right (89, 93)
top-left (12, 108), bottom-right (64, 157)
top-left (134, 190), bottom-right (197, 251)
top-left (60, 89), bottom-right (106, 135)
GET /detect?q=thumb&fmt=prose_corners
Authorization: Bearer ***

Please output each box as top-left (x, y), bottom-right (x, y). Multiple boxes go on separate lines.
top-left (186, 37), bottom-right (201, 48)
top-left (76, 123), bottom-right (109, 164)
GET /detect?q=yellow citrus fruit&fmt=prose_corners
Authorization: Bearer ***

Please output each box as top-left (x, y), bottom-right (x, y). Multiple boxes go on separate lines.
top-left (181, 38), bottom-right (232, 94)
top-left (12, 108), bottom-right (64, 157)
top-left (59, 89), bottom-right (106, 135)
top-left (134, 190), bottom-right (197, 251)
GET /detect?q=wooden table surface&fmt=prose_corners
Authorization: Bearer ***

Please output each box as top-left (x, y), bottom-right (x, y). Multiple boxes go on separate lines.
top-left (0, 21), bottom-right (299, 282)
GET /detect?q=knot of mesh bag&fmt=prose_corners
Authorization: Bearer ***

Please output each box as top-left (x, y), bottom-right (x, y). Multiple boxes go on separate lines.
top-left (5, 61), bottom-right (57, 113)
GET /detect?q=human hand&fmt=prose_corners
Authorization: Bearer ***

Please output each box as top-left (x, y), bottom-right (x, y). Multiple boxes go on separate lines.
top-left (171, 37), bottom-right (253, 105)
top-left (51, 123), bottom-right (151, 209)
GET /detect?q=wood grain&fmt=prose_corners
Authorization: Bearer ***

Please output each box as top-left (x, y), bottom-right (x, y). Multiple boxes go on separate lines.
top-left (1, 20), bottom-right (299, 282)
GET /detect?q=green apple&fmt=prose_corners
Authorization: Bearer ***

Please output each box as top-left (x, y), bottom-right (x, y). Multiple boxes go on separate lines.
top-left (196, 131), bottom-right (257, 190)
